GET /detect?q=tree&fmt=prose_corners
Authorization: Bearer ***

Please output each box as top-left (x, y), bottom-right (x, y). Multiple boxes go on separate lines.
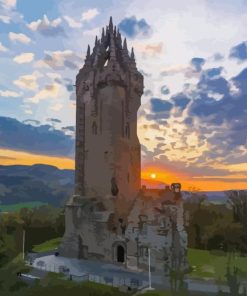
top-left (227, 190), bottom-right (247, 226)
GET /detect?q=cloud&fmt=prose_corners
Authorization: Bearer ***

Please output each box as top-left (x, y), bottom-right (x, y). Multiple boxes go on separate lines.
top-left (13, 71), bottom-right (43, 91)
top-left (62, 126), bottom-right (75, 132)
top-left (119, 16), bottom-right (152, 38)
top-left (27, 15), bottom-right (65, 37)
top-left (198, 70), bottom-right (229, 96)
top-left (229, 41), bottom-right (247, 61)
top-left (146, 98), bottom-right (173, 121)
top-left (83, 27), bottom-right (101, 36)
top-left (50, 103), bottom-right (63, 111)
top-left (0, 90), bottom-right (22, 98)
top-left (0, 116), bottom-right (73, 157)
top-left (43, 50), bottom-right (81, 70)
top-left (47, 118), bottom-right (62, 124)
top-left (0, 42), bottom-right (8, 52)
top-left (26, 84), bottom-right (60, 104)
top-left (185, 68), bottom-right (247, 156)
top-left (160, 64), bottom-right (188, 76)
top-left (232, 67), bottom-right (247, 95)
top-left (24, 109), bottom-right (33, 115)
top-left (134, 42), bottom-right (163, 57)
top-left (212, 52), bottom-right (224, 61)
top-left (150, 98), bottom-right (173, 113)
top-left (33, 59), bottom-right (50, 69)
top-left (9, 32), bottom-right (31, 44)
top-left (144, 89), bottom-right (153, 97)
top-left (63, 16), bottom-right (82, 28)
top-left (1, 0), bottom-right (16, 9)
top-left (139, 60), bottom-right (247, 180)
top-left (190, 57), bottom-right (205, 72)
top-left (69, 92), bottom-right (76, 101)
top-left (23, 119), bottom-right (40, 125)
top-left (0, 0), bottom-right (21, 24)
top-left (171, 93), bottom-right (190, 110)
top-left (203, 67), bottom-right (223, 79)
top-left (0, 15), bottom-right (10, 23)
top-left (81, 8), bottom-right (99, 21)
top-left (161, 85), bottom-right (170, 95)
top-left (13, 52), bottom-right (34, 64)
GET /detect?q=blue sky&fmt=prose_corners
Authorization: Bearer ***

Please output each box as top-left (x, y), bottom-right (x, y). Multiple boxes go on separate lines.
top-left (0, 0), bottom-right (247, 189)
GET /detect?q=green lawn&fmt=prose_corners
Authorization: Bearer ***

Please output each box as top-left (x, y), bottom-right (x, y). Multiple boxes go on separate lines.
top-left (0, 201), bottom-right (47, 212)
top-left (188, 248), bottom-right (247, 282)
top-left (33, 237), bottom-right (62, 253)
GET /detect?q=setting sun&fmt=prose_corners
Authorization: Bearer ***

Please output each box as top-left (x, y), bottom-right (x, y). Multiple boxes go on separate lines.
top-left (150, 173), bottom-right (156, 179)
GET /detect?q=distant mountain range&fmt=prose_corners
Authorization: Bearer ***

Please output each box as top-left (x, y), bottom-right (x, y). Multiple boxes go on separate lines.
top-left (0, 164), bottom-right (234, 207)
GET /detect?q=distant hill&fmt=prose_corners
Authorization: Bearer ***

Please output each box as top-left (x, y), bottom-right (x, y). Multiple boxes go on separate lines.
top-left (0, 164), bottom-right (74, 207)
top-left (0, 164), bottom-right (237, 207)
top-left (141, 178), bottom-right (169, 189)
top-left (182, 191), bottom-right (228, 204)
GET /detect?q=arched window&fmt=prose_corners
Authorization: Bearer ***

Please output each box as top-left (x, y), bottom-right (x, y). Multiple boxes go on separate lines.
top-left (104, 151), bottom-right (108, 162)
top-left (92, 121), bottom-right (97, 135)
top-left (125, 123), bottom-right (130, 139)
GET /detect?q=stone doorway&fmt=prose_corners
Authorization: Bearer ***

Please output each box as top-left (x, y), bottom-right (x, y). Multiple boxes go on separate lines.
top-left (117, 245), bottom-right (125, 263)
top-left (78, 235), bottom-right (88, 259)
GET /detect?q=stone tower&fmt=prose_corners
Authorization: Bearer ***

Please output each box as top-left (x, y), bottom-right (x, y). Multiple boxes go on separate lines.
top-left (59, 19), bottom-right (188, 274)
top-left (75, 17), bottom-right (143, 201)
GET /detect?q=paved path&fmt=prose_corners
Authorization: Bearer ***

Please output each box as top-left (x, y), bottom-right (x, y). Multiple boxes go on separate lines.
top-left (31, 255), bottom-right (153, 288)
top-left (30, 254), bottom-right (247, 294)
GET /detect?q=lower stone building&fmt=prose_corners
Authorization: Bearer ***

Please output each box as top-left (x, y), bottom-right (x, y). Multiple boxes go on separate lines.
top-left (59, 185), bottom-right (188, 276)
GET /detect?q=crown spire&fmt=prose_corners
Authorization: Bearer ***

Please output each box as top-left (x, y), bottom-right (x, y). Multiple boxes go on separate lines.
top-left (109, 32), bottom-right (117, 62)
top-left (123, 38), bottom-right (128, 50)
top-left (109, 16), bottom-right (113, 33)
top-left (101, 27), bottom-right (105, 40)
top-left (116, 29), bottom-right (122, 49)
top-left (86, 45), bottom-right (90, 57)
top-left (84, 44), bottom-right (91, 66)
top-left (131, 47), bottom-right (135, 60)
top-left (130, 47), bottom-right (137, 71)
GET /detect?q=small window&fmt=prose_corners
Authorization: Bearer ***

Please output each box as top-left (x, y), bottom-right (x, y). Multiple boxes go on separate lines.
top-left (104, 151), bottom-right (108, 161)
top-left (92, 122), bottom-right (97, 135)
top-left (125, 123), bottom-right (130, 138)
top-left (85, 150), bottom-right (88, 160)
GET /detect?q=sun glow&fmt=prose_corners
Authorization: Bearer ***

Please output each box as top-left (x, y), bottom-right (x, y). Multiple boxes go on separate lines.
top-left (0, 148), bottom-right (74, 169)
top-left (150, 173), bottom-right (156, 179)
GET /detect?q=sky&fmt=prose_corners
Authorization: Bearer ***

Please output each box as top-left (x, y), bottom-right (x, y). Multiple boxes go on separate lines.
top-left (0, 0), bottom-right (247, 190)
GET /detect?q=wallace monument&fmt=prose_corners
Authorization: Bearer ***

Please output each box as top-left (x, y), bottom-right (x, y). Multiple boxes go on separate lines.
top-left (59, 17), bottom-right (188, 275)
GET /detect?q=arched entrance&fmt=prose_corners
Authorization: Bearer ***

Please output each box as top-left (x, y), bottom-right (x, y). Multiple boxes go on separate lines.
top-left (117, 245), bottom-right (125, 263)
top-left (112, 242), bottom-right (127, 264)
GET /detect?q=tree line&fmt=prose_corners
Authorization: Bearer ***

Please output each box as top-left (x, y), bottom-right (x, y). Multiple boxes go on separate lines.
top-left (184, 190), bottom-right (247, 254)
